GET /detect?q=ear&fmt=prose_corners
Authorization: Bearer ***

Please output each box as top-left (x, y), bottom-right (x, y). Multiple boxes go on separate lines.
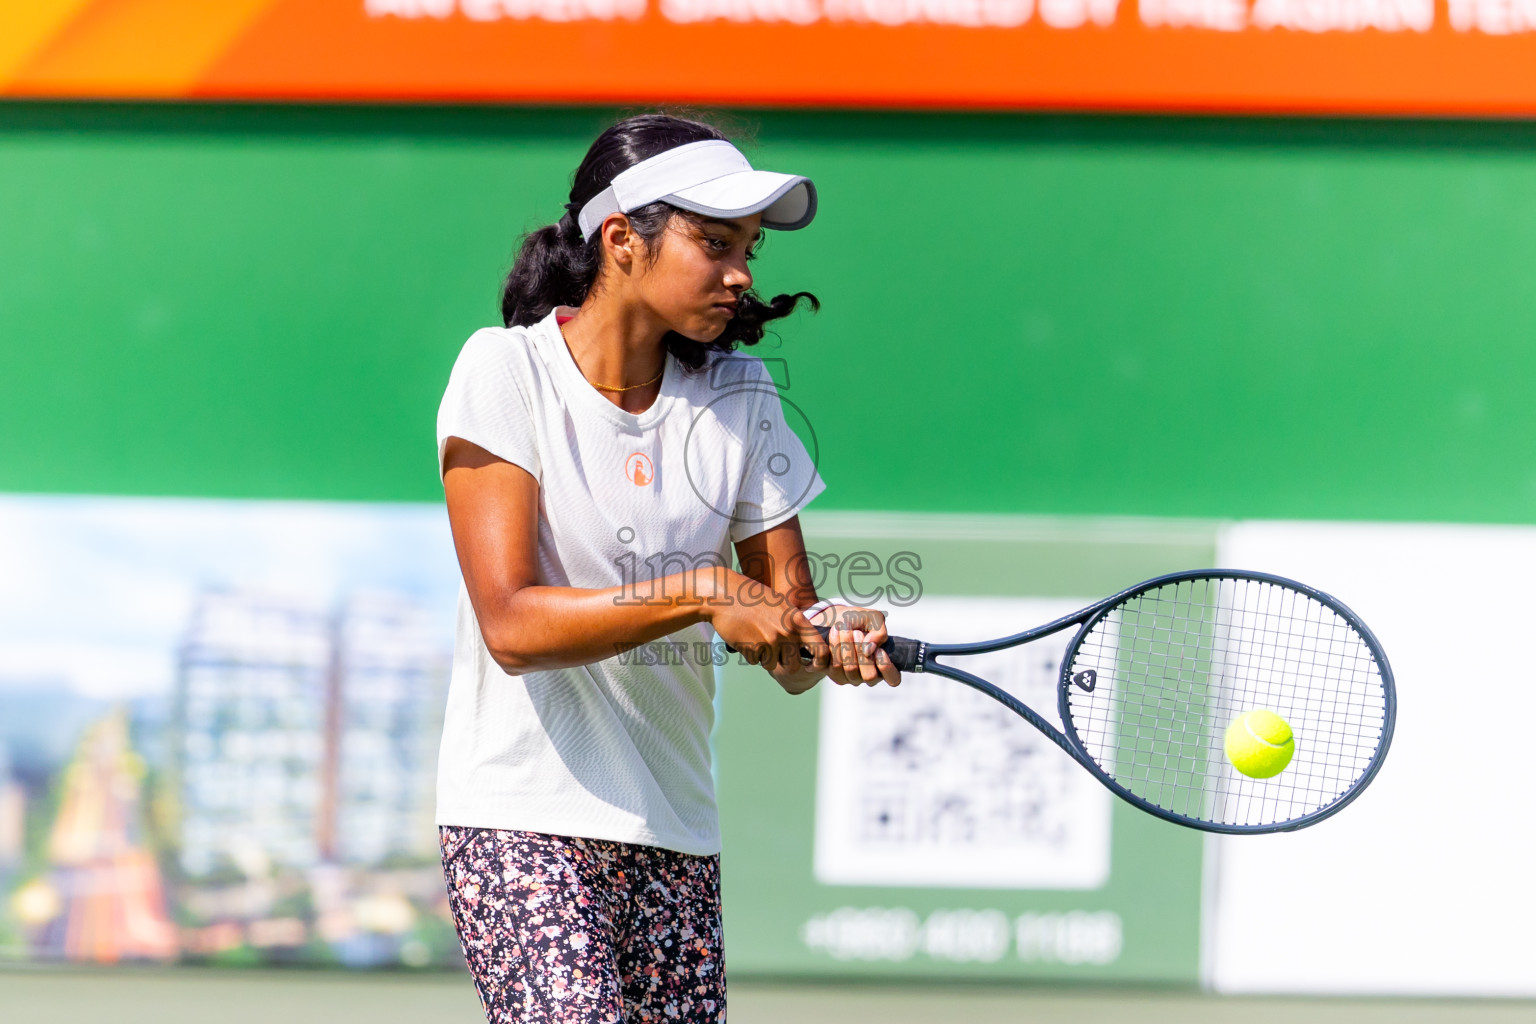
top-left (598, 213), bottom-right (640, 270)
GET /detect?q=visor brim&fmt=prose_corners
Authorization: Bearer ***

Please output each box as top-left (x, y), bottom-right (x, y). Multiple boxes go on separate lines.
top-left (663, 172), bottom-right (817, 231)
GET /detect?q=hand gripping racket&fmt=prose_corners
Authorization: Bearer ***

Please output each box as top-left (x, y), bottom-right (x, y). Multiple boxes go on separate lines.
top-left (748, 569), bottom-right (1395, 834)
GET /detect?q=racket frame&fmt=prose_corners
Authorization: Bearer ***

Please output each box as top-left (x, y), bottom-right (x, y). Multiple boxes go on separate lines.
top-left (892, 569), bottom-right (1397, 835)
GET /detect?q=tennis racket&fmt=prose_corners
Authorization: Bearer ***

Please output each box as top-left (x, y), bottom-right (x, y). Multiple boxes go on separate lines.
top-left (737, 569), bottom-right (1395, 834)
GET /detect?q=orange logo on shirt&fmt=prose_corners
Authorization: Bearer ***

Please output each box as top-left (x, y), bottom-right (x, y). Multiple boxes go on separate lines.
top-left (625, 452), bottom-right (653, 486)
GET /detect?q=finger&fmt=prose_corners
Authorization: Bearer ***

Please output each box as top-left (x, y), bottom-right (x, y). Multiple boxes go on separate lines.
top-left (834, 609), bottom-right (887, 684)
top-left (812, 635), bottom-right (833, 672)
top-left (863, 622), bottom-right (889, 682)
top-left (825, 640), bottom-right (850, 685)
top-left (790, 611), bottom-right (828, 671)
top-left (830, 622), bottom-right (853, 676)
top-left (836, 607), bottom-right (868, 633)
top-left (875, 646), bottom-right (901, 687)
top-left (846, 628), bottom-right (865, 684)
top-left (828, 658), bottom-right (851, 685)
top-left (811, 638), bottom-right (832, 673)
top-left (782, 634), bottom-right (804, 675)
top-left (842, 607), bottom-right (886, 635)
top-left (850, 628), bottom-right (878, 685)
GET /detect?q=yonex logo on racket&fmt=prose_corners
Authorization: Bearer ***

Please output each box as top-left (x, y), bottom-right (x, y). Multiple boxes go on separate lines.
top-left (1071, 670), bottom-right (1097, 692)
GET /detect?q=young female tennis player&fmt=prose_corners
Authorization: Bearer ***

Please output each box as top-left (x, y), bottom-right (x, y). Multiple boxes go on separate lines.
top-left (434, 113), bottom-right (902, 1023)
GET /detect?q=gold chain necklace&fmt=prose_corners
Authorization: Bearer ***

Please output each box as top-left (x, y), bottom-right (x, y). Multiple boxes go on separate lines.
top-left (585, 362), bottom-right (665, 392)
top-left (559, 322), bottom-right (664, 392)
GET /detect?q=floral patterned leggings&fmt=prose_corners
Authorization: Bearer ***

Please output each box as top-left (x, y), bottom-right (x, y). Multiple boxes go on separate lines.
top-left (439, 826), bottom-right (726, 1024)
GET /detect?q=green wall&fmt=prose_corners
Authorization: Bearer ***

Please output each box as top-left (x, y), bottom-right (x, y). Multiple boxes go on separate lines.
top-left (4, 103), bottom-right (1536, 523)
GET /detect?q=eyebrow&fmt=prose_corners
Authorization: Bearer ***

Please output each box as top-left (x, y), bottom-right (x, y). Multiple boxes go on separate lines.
top-left (698, 217), bottom-right (763, 244)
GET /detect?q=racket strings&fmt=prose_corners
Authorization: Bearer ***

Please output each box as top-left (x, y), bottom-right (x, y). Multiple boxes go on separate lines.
top-left (1065, 577), bottom-right (1388, 829)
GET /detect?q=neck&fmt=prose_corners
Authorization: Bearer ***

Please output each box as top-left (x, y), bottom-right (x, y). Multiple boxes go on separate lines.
top-left (557, 295), bottom-right (670, 413)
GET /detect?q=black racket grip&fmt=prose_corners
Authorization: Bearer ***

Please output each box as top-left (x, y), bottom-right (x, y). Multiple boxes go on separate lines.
top-left (723, 626), bottom-right (925, 673)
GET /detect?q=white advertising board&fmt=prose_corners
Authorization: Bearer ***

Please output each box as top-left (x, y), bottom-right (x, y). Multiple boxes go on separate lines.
top-left (1207, 521), bottom-right (1536, 996)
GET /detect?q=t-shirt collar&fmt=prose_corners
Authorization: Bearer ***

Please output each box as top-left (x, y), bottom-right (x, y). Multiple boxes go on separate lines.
top-left (540, 307), bottom-right (677, 431)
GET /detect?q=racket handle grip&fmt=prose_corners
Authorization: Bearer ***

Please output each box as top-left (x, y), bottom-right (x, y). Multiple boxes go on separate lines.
top-left (723, 626), bottom-right (925, 673)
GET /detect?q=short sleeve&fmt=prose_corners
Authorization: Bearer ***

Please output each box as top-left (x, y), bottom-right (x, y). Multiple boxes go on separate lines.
top-left (728, 369), bottom-right (826, 544)
top-left (436, 329), bottom-right (541, 483)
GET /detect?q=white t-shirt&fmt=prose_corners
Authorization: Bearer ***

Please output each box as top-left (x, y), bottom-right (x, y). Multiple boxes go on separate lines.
top-left (434, 307), bottom-right (825, 855)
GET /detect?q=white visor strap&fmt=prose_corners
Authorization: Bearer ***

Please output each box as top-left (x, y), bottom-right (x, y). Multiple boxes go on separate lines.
top-left (576, 140), bottom-right (756, 242)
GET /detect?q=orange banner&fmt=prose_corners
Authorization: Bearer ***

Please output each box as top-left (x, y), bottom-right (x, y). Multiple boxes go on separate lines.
top-left (6, 0), bottom-right (1536, 113)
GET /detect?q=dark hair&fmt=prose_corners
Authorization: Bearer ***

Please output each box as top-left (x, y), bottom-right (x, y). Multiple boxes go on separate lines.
top-left (500, 113), bottom-right (818, 371)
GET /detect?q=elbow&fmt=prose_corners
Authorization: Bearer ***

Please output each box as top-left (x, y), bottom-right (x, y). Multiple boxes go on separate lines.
top-left (480, 623), bottom-right (536, 675)
top-left (493, 654), bottom-right (531, 676)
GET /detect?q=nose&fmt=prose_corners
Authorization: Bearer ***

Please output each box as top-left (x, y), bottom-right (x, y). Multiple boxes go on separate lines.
top-left (723, 258), bottom-right (752, 295)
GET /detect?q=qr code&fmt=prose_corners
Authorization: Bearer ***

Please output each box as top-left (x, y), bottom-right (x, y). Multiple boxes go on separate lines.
top-left (813, 596), bottom-right (1112, 890)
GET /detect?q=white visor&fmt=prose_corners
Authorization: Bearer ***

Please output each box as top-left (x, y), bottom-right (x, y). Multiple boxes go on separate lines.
top-left (576, 139), bottom-right (817, 242)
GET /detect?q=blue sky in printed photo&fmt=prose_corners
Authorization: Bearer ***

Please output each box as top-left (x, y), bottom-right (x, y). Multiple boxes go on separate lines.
top-left (0, 494), bottom-right (460, 701)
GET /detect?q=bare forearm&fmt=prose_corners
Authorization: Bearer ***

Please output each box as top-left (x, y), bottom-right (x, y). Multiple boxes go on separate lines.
top-left (732, 517), bottom-right (825, 693)
top-left (476, 568), bottom-right (730, 674)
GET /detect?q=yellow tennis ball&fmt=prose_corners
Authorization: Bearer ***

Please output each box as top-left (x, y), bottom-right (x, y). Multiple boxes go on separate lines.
top-left (1224, 710), bottom-right (1295, 779)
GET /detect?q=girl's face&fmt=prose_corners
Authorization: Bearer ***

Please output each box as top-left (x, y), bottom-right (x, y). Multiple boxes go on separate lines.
top-left (636, 212), bottom-right (761, 342)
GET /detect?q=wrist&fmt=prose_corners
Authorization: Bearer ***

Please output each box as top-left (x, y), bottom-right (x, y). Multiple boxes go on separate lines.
top-left (694, 566), bottom-right (743, 624)
top-left (803, 598), bottom-right (840, 622)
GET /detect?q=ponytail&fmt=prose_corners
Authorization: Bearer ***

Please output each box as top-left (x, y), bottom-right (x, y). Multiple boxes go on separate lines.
top-left (499, 113), bottom-right (820, 372)
top-left (499, 210), bottom-right (599, 329)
